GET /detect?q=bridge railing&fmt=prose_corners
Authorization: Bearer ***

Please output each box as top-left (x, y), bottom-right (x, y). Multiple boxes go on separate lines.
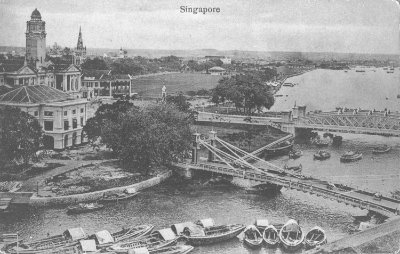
top-left (175, 162), bottom-right (397, 217)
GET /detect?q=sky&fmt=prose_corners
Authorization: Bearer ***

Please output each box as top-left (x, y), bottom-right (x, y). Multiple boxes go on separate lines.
top-left (0, 0), bottom-right (399, 54)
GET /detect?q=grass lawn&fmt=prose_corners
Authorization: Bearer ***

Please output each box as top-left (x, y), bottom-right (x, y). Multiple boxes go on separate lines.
top-left (132, 73), bottom-right (221, 97)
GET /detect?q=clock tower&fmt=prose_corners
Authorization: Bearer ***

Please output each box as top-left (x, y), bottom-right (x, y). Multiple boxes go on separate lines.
top-left (26, 8), bottom-right (46, 68)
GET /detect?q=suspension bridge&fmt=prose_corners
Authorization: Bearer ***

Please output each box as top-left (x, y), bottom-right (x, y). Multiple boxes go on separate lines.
top-left (195, 106), bottom-right (400, 137)
top-left (175, 131), bottom-right (400, 218)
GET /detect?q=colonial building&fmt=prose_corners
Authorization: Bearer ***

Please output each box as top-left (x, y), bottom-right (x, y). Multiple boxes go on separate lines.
top-left (0, 9), bottom-right (83, 98)
top-left (81, 70), bottom-right (135, 99)
top-left (0, 85), bottom-right (89, 149)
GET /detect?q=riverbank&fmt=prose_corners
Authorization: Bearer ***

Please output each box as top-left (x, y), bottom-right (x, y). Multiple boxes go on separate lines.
top-left (307, 216), bottom-right (400, 254)
top-left (29, 170), bottom-right (172, 207)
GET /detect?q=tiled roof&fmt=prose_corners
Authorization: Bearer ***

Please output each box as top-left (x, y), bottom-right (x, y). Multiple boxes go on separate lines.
top-left (0, 60), bottom-right (25, 72)
top-left (0, 85), bottom-right (71, 104)
top-left (82, 69), bottom-right (111, 80)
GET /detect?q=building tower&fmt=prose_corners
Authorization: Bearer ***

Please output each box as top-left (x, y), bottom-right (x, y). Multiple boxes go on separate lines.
top-left (74, 26), bottom-right (86, 66)
top-left (26, 8), bottom-right (46, 68)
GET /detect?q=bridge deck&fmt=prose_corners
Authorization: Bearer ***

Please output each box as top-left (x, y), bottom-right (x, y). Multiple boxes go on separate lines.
top-left (176, 161), bottom-right (400, 217)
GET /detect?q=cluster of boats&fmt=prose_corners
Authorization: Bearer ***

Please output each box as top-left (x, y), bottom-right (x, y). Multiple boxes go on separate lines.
top-left (1, 218), bottom-right (327, 254)
top-left (241, 219), bottom-right (327, 251)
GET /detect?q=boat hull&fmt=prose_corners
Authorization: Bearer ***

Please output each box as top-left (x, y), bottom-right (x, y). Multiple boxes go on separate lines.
top-left (243, 238), bottom-right (263, 249)
top-left (184, 225), bottom-right (245, 246)
top-left (340, 154), bottom-right (362, 162)
top-left (100, 192), bottom-right (139, 202)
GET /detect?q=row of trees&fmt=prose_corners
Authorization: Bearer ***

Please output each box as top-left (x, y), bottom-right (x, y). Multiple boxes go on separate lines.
top-left (83, 101), bottom-right (192, 174)
top-left (81, 56), bottom-right (182, 75)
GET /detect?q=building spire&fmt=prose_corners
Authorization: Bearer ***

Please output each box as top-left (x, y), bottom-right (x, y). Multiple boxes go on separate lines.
top-left (77, 26), bottom-right (83, 49)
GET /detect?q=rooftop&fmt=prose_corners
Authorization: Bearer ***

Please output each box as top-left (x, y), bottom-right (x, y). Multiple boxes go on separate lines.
top-left (0, 85), bottom-right (72, 104)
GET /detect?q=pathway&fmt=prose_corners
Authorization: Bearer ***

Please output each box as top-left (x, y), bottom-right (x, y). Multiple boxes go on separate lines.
top-left (19, 159), bottom-right (112, 192)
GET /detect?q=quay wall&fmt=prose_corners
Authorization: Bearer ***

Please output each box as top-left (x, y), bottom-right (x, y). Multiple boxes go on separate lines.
top-left (306, 216), bottom-right (400, 254)
top-left (29, 170), bottom-right (172, 207)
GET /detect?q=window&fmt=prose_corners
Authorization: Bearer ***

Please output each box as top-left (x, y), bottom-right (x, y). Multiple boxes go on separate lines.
top-left (34, 111), bottom-right (38, 116)
top-left (64, 120), bottom-right (69, 130)
top-left (64, 111), bottom-right (68, 116)
top-left (72, 119), bottom-right (77, 129)
top-left (80, 108), bottom-right (84, 113)
top-left (80, 117), bottom-right (84, 126)
top-left (72, 109), bottom-right (76, 114)
top-left (44, 111), bottom-right (53, 117)
top-left (44, 121), bottom-right (53, 131)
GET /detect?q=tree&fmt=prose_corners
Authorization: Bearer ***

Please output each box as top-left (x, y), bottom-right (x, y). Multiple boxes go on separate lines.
top-left (0, 106), bottom-right (43, 166)
top-left (117, 104), bottom-right (191, 173)
top-left (81, 58), bottom-right (109, 70)
top-left (63, 47), bottom-right (71, 56)
top-left (84, 102), bottom-right (192, 174)
top-left (83, 100), bottom-right (134, 146)
top-left (166, 93), bottom-right (190, 112)
top-left (211, 74), bottom-right (275, 115)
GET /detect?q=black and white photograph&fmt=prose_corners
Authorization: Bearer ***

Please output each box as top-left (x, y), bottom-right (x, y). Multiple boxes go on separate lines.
top-left (0, 0), bottom-right (399, 253)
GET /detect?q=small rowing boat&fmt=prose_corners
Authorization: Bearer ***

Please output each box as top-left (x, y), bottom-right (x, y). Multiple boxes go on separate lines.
top-left (372, 145), bottom-right (391, 154)
top-left (90, 224), bottom-right (154, 248)
top-left (289, 149), bottom-right (302, 159)
top-left (100, 188), bottom-right (140, 202)
top-left (67, 203), bottom-right (104, 214)
top-left (284, 164), bottom-right (302, 172)
top-left (315, 139), bottom-right (330, 147)
top-left (313, 150), bottom-right (331, 160)
top-left (8, 228), bottom-right (87, 254)
top-left (279, 219), bottom-right (304, 252)
top-left (263, 224), bottom-right (280, 248)
top-left (242, 225), bottom-right (263, 249)
top-left (340, 151), bottom-right (362, 162)
top-left (181, 222), bottom-right (245, 246)
top-left (304, 226), bottom-right (327, 249)
top-left (107, 228), bottom-right (178, 252)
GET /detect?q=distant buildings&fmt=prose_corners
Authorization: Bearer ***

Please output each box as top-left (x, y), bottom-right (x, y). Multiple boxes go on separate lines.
top-left (208, 66), bottom-right (226, 75)
top-left (0, 9), bottom-right (83, 98)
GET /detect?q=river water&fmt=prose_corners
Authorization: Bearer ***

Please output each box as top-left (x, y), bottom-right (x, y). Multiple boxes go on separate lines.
top-left (1, 69), bottom-right (400, 253)
top-left (273, 68), bottom-right (400, 112)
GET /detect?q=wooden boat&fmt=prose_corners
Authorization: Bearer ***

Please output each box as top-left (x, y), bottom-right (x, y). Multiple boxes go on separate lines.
top-left (305, 226), bottom-right (327, 249)
top-left (8, 228), bottom-right (87, 254)
top-left (315, 139), bottom-right (330, 147)
top-left (372, 145), bottom-right (391, 154)
top-left (265, 140), bottom-right (293, 157)
top-left (107, 228), bottom-right (178, 252)
top-left (289, 149), bottom-right (302, 159)
top-left (313, 150), bottom-right (331, 160)
top-left (279, 219), bottom-right (304, 252)
top-left (263, 225), bottom-right (280, 248)
top-left (90, 224), bottom-right (154, 248)
top-left (284, 164), bottom-right (302, 172)
top-left (181, 223), bottom-right (245, 246)
top-left (340, 151), bottom-right (362, 162)
top-left (126, 245), bottom-right (194, 254)
top-left (67, 203), bottom-right (104, 214)
top-left (242, 225), bottom-right (263, 249)
top-left (100, 188), bottom-right (140, 202)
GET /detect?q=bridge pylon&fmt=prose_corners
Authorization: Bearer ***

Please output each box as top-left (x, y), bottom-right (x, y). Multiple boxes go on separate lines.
top-left (208, 130), bottom-right (217, 162)
top-left (191, 133), bottom-right (201, 164)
